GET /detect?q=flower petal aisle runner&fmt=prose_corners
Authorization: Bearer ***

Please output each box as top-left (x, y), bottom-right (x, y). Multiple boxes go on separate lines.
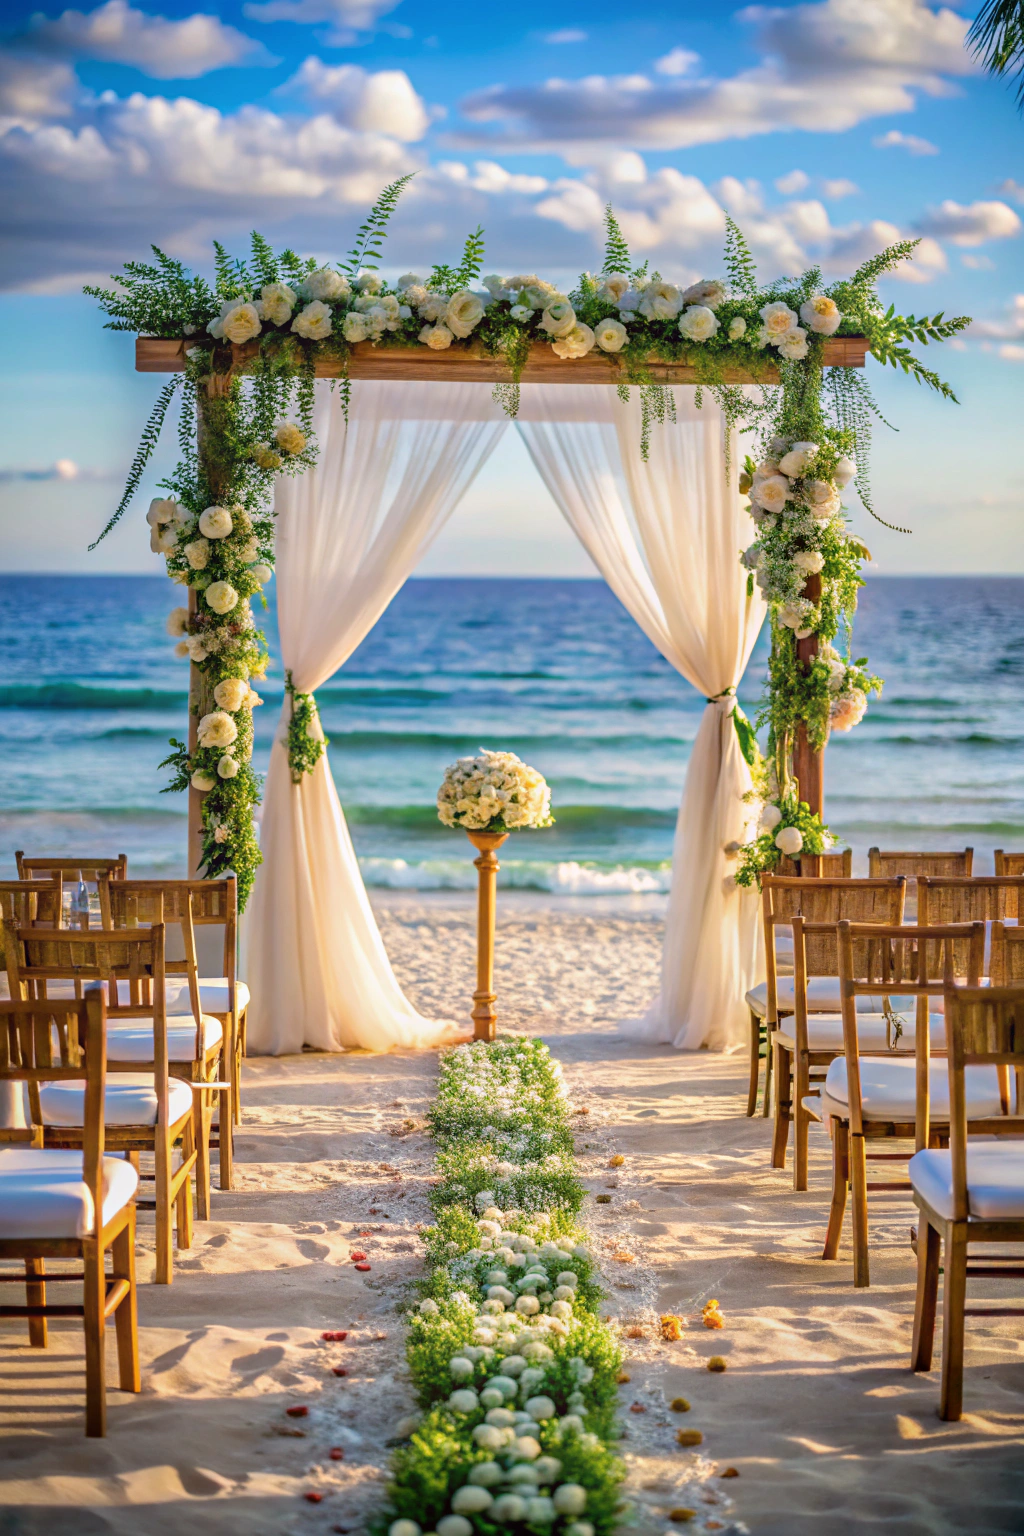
top-left (376, 1040), bottom-right (742, 1536)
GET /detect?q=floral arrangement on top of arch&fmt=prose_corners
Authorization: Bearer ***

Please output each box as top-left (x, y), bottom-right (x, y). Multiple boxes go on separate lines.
top-left (86, 176), bottom-right (968, 906)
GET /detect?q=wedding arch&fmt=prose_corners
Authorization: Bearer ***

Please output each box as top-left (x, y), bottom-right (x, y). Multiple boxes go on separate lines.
top-left (88, 185), bottom-right (968, 1055)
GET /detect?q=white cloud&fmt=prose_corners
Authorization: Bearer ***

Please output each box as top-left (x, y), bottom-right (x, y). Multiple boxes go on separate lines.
top-left (0, 52), bottom-right (78, 122)
top-left (995, 178), bottom-right (1024, 204)
top-left (873, 128), bottom-right (939, 154)
top-left (654, 48), bottom-right (700, 77)
top-left (544, 29), bottom-right (588, 44)
top-left (915, 199), bottom-right (1021, 246)
top-left (0, 459), bottom-right (110, 481)
top-left (775, 169), bottom-right (810, 194)
top-left (283, 59), bottom-right (430, 141)
top-left (971, 294), bottom-right (1024, 339)
top-left (29, 0), bottom-right (274, 79)
top-left (961, 253), bottom-right (994, 269)
top-left (242, 0), bottom-right (403, 43)
top-left (998, 343), bottom-right (1024, 362)
top-left (454, 0), bottom-right (974, 157)
top-left (821, 177), bottom-right (859, 198)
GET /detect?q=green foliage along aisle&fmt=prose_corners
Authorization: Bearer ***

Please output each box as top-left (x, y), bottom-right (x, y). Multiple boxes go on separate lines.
top-left (378, 1038), bottom-right (625, 1536)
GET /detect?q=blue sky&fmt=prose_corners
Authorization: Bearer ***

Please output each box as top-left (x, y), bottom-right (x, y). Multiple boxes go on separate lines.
top-left (0, 0), bottom-right (1021, 574)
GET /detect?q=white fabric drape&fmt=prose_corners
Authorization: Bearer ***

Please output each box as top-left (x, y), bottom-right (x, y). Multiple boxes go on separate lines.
top-left (244, 381), bottom-right (507, 1055)
top-left (517, 384), bottom-right (766, 1049)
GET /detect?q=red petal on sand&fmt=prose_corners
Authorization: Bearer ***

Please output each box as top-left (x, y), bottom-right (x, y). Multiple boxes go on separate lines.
top-left (286, 1405), bottom-right (309, 1418)
top-left (349, 1251), bottom-right (367, 1261)
top-left (304, 1491), bottom-right (323, 1503)
top-left (332, 1367), bottom-right (348, 1377)
top-left (321, 1331), bottom-right (334, 1341)
top-left (328, 1448), bottom-right (345, 1461)
top-left (354, 1262), bottom-right (371, 1272)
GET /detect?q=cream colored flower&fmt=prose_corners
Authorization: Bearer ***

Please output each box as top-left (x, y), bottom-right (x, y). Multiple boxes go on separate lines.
top-left (191, 770), bottom-right (215, 792)
top-left (185, 634), bottom-right (209, 663)
top-left (752, 474), bottom-right (790, 514)
top-left (343, 311), bottom-right (369, 343)
top-left (551, 323), bottom-right (595, 360)
top-left (793, 549), bottom-right (825, 574)
top-left (235, 536), bottom-right (259, 564)
top-left (519, 281), bottom-right (556, 310)
top-left (197, 710), bottom-right (238, 749)
top-left (678, 304), bottom-right (720, 342)
top-left (303, 268), bottom-right (350, 303)
top-left (831, 688), bottom-right (867, 732)
top-left (291, 300), bottom-right (333, 341)
top-left (174, 640), bottom-right (189, 657)
top-left (214, 677), bottom-right (249, 712)
top-left (184, 538), bottom-right (210, 570)
top-left (777, 325), bottom-right (809, 360)
top-left (170, 503), bottom-right (193, 530)
top-left (275, 422), bottom-right (307, 455)
top-left (800, 294), bottom-right (842, 335)
top-left (539, 301), bottom-right (576, 339)
top-left (251, 562), bottom-right (273, 585)
top-left (217, 754), bottom-right (240, 779)
top-left (760, 802), bottom-right (782, 831)
top-left (400, 283), bottom-right (428, 308)
top-left (639, 280), bottom-right (683, 320)
top-left (198, 505), bottom-right (233, 539)
top-left (778, 442), bottom-right (819, 476)
top-left (509, 304), bottom-right (534, 322)
top-left (251, 442), bottom-right (283, 471)
top-left (596, 273), bottom-right (630, 304)
top-left (150, 524), bottom-right (177, 554)
top-left (355, 271), bottom-right (382, 293)
top-left (681, 279), bottom-right (726, 310)
top-left (775, 825), bottom-right (803, 856)
top-left (759, 301), bottom-right (799, 338)
top-left (166, 607), bottom-right (189, 637)
top-left (594, 317), bottom-right (628, 353)
top-left (421, 323), bottom-right (454, 350)
top-left (205, 580), bottom-right (239, 615)
top-left (221, 302), bottom-right (262, 345)
top-left (213, 824), bottom-right (229, 843)
top-left (446, 289), bottom-right (486, 338)
top-left (258, 282), bottom-right (296, 326)
top-left (801, 476), bottom-right (833, 504)
top-left (834, 455), bottom-right (856, 487)
top-left (146, 497), bottom-right (176, 526)
top-left (417, 292), bottom-right (448, 323)
top-left (807, 484), bottom-right (841, 520)
top-left (728, 316), bottom-right (747, 340)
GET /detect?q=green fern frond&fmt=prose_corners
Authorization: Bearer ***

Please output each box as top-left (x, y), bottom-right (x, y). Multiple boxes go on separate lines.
top-left (455, 226), bottom-right (486, 288)
top-left (723, 216), bottom-right (760, 298)
top-left (249, 232), bottom-right (279, 288)
top-left (340, 173), bottom-right (414, 277)
top-left (89, 377), bottom-right (182, 548)
top-left (602, 206), bottom-right (631, 275)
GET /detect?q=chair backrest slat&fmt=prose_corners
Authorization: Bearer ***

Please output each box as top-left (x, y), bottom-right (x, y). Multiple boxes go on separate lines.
top-left (994, 850), bottom-right (1024, 878)
top-left (868, 848), bottom-right (973, 880)
top-left (0, 878), bottom-right (63, 928)
top-left (16, 852), bottom-right (127, 883)
top-left (990, 921), bottom-right (1024, 986)
top-left (944, 984), bottom-right (1024, 1221)
top-left (99, 874), bottom-right (236, 983)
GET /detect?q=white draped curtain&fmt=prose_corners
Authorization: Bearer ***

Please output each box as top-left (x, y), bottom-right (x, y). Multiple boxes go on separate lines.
top-left (243, 381), bottom-right (506, 1054)
top-left (516, 385), bottom-right (766, 1049)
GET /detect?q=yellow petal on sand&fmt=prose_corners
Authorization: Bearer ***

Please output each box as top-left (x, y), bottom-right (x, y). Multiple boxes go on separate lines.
top-left (707, 1356), bottom-right (727, 1373)
top-left (609, 1154), bottom-right (625, 1167)
top-left (669, 1511), bottom-right (696, 1523)
top-left (670, 1397), bottom-right (691, 1413)
top-left (677, 1428), bottom-right (704, 1446)
top-left (660, 1314), bottom-right (685, 1341)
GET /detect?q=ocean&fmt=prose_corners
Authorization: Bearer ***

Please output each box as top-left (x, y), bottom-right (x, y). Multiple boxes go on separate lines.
top-left (1, 574), bottom-right (1022, 893)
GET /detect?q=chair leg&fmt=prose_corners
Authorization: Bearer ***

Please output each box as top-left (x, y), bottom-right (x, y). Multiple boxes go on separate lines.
top-left (746, 1010), bottom-right (761, 1117)
top-left (25, 1257), bottom-right (47, 1348)
top-left (155, 1131), bottom-right (174, 1285)
top-left (822, 1120), bottom-right (849, 1260)
top-left (194, 1090), bottom-right (213, 1221)
top-left (793, 1052), bottom-right (810, 1193)
top-left (761, 1026), bottom-right (774, 1118)
top-left (177, 1118), bottom-right (196, 1246)
top-left (232, 1011), bottom-right (243, 1126)
top-left (83, 1246), bottom-right (106, 1437)
top-left (217, 1082), bottom-right (233, 1191)
top-left (939, 1223), bottom-right (969, 1421)
top-left (771, 1039), bottom-right (791, 1169)
top-left (111, 1209), bottom-right (140, 1394)
top-left (911, 1215), bottom-right (941, 1373)
top-left (850, 1133), bottom-right (870, 1288)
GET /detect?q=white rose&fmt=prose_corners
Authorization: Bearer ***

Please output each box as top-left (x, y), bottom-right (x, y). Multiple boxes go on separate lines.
top-left (639, 280), bottom-right (683, 319)
top-left (834, 455), bottom-right (856, 488)
top-left (777, 445), bottom-right (818, 479)
top-left (800, 294), bottom-right (842, 335)
top-left (397, 272), bottom-right (425, 291)
top-left (343, 312), bottom-right (369, 343)
top-left (775, 825), bottom-right (804, 856)
top-left (417, 292), bottom-right (448, 323)
top-left (777, 325), bottom-right (809, 361)
top-left (184, 538), bottom-right (210, 570)
top-left (251, 563), bottom-right (273, 585)
top-left (509, 305), bottom-right (535, 322)
top-left (421, 324), bottom-right (454, 350)
top-left (198, 505), bottom-right (233, 539)
top-left (221, 302), bottom-right (261, 345)
top-left (760, 803), bottom-right (782, 831)
top-left (146, 497), bottom-right (176, 527)
top-left (678, 304), bottom-right (720, 343)
top-left (170, 503), bottom-right (193, 531)
top-left (291, 300), bottom-right (333, 341)
top-left (258, 282), bottom-right (296, 326)
top-left (356, 271), bottom-right (382, 293)
top-left (596, 273), bottom-right (629, 304)
top-left (519, 281), bottom-right (556, 311)
top-left (551, 323), bottom-right (595, 360)
top-left (827, 658), bottom-right (847, 692)
top-left (213, 677), bottom-right (249, 712)
top-left (166, 607), bottom-right (189, 637)
top-left (831, 688), bottom-right (867, 732)
top-left (275, 422), bottom-right (306, 455)
top-left (759, 301), bottom-right (799, 338)
top-left (205, 580), bottom-right (239, 615)
top-left (191, 770), bottom-right (215, 792)
top-left (593, 317), bottom-right (628, 352)
top-left (751, 474), bottom-right (790, 514)
top-left (728, 316), bottom-right (747, 340)
top-left (217, 754), bottom-right (239, 779)
top-left (809, 485), bottom-right (841, 521)
top-left (304, 268), bottom-right (350, 303)
top-left (400, 283), bottom-right (428, 308)
top-left (184, 635), bottom-right (209, 663)
top-left (793, 549), bottom-right (825, 574)
top-left (539, 301), bottom-right (576, 339)
top-left (197, 710), bottom-right (238, 749)
top-left (150, 525), bottom-right (177, 554)
top-left (446, 289), bottom-right (486, 338)
top-left (681, 278), bottom-right (726, 310)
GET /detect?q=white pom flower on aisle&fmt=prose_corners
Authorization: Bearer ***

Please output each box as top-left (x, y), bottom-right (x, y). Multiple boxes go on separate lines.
top-left (775, 825), bottom-right (804, 856)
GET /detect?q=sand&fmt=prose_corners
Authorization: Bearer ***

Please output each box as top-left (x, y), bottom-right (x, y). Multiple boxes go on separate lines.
top-left (1, 891), bottom-right (1023, 1535)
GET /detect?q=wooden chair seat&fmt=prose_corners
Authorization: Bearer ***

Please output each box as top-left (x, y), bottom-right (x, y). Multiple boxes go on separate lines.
top-left (775, 1010), bottom-right (946, 1054)
top-left (38, 1073), bottom-right (194, 1128)
top-left (911, 1143), bottom-right (1024, 1221)
top-left (0, 1147), bottom-right (138, 1238)
top-left (819, 1056), bottom-right (1005, 1124)
top-left (106, 1015), bottom-right (223, 1063)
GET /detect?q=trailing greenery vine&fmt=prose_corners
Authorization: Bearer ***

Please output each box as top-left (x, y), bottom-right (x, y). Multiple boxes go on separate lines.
top-left (284, 671), bottom-right (328, 783)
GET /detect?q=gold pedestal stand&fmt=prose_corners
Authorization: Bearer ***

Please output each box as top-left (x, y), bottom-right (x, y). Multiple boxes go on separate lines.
top-left (466, 830), bottom-right (509, 1041)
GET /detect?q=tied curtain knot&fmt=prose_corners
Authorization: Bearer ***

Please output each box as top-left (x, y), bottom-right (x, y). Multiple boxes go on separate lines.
top-left (705, 687), bottom-right (759, 770)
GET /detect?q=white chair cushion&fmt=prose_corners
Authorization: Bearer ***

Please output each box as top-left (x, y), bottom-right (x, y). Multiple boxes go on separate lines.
top-left (39, 1074), bottom-right (194, 1128)
top-left (106, 1015), bottom-right (223, 1063)
top-left (775, 1012), bottom-right (947, 1054)
top-left (820, 1056), bottom-right (1005, 1124)
top-left (165, 978), bottom-right (250, 1017)
top-left (0, 1148), bottom-right (138, 1238)
top-left (910, 1144), bottom-right (1024, 1221)
top-left (746, 979), bottom-right (909, 1017)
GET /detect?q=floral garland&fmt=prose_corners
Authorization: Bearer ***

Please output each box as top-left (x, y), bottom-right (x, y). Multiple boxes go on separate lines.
top-left (377, 1038), bottom-right (625, 1536)
top-left (284, 670), bottom-right (328, 784)
top-left (87, 184), bottom-right (967, 906)
top-left (437, 750), bottom-right (554, 833)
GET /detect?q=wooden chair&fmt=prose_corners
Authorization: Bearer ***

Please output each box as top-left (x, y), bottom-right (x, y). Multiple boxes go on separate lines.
top-left (993, 850), bottom-right (1024, 877)
top-left (4, 924), bottom-right (200, 1284)
top-left (756, 877), bottom-right (906, 1176)
top-left (868, 848), bottom-right (973, 879)
top-left (778, 848), bottom-right (853, 878)
top-left (0, 880), bottom-right (63, 985)
top-left (918, 874), bottom-right (1024, 927)
top-left (103, 879), bottom-right (233, 1190)
top-left (0, 989), bottom-right (140, 1435)
top-left (808, 920), bottom-right (985, 1287)
top-left (910, 985), bottom-right (1024, 1420)
top-left (16, 855), bottom-right (127, 928)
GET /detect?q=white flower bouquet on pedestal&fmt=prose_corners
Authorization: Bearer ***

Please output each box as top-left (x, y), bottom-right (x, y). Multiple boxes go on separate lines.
top-left (437, 749), bottom-right (553, 834)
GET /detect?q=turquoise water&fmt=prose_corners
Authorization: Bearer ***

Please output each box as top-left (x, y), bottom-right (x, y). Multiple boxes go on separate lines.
top-left (1, 574), bottom-right (1022, 890)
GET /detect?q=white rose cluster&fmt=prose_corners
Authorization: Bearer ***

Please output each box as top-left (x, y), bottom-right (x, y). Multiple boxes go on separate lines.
top-left (437, 749), bottom-right (552, 832)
